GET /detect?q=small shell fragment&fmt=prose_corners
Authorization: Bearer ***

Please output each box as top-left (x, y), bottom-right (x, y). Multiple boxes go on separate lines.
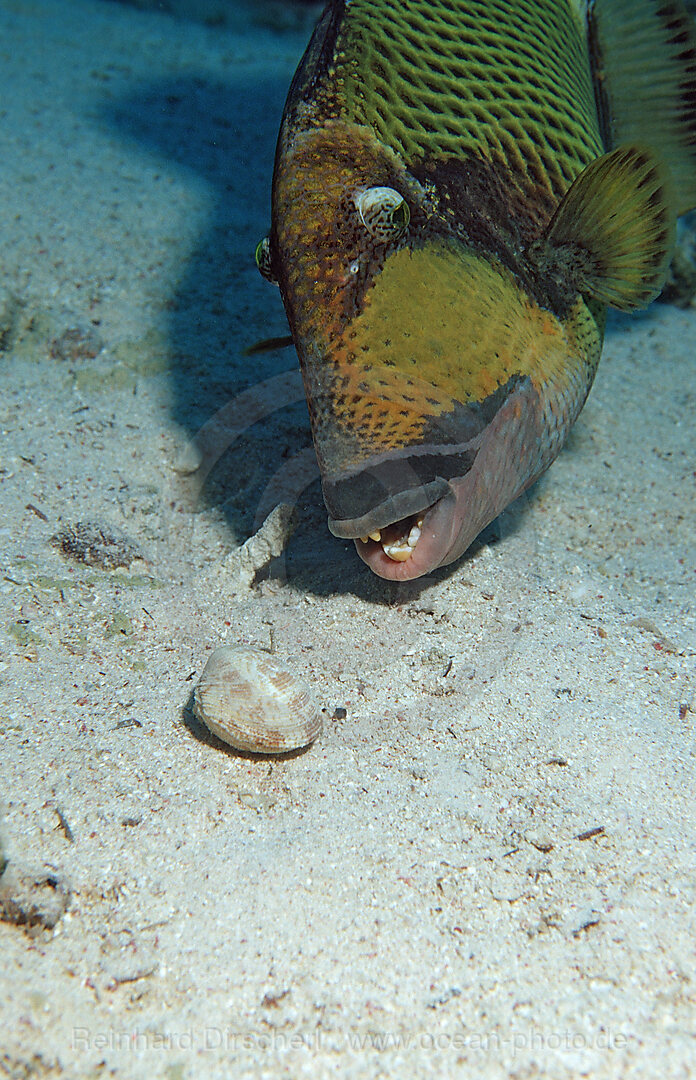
top-left (193, 645), bottom-right (322, 754)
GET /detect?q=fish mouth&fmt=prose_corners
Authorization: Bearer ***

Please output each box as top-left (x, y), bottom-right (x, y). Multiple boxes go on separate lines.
top-left (328, 484), bottom-right (461, 580)
top-left (322, 374), bottom-right (544, 580)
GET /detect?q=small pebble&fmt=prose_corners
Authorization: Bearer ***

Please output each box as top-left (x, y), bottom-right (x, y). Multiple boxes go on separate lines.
top-left (525, 829), bottom-right (554, 853)
top-left (50, 325), bottom-right (103, 361)
top-left (0, 862), bottom-right (71, 931)
top-left (51, 521), bottom-right (143, 569)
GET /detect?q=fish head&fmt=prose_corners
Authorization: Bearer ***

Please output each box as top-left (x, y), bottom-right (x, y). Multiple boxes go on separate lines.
top-left (270, 122), bottom-right (602, 580)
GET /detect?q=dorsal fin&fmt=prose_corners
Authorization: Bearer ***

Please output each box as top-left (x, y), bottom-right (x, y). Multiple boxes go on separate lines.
top-left (541, 144), bottom-right (675, 311)
top-left (589, 0), bottom-right (696, 216)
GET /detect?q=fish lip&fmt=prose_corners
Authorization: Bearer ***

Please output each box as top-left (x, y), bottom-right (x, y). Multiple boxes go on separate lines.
top-left (351, 488), bottom-right (460, 581)
top-left (326, 476), bottom-right (452, 540)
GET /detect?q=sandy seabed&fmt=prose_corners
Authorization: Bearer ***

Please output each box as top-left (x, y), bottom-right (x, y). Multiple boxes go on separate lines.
top-left (0, 2), bottom-right (694, 1078)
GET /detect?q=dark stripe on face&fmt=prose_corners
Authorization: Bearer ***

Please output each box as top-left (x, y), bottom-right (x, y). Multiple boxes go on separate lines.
top-left (323, 373), bottom-right (528, 532)
top-left (411, 156), bottom-right (580, 319)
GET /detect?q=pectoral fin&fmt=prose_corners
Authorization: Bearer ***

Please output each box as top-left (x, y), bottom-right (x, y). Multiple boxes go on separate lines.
top-left (541, 144), bottom-right (675, 311)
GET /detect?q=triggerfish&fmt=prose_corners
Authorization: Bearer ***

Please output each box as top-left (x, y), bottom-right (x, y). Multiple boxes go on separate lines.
top-left (257, 0), bottom-right (696, 580)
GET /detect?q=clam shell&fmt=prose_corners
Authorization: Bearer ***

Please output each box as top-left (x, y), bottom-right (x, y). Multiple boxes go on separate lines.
top-left (193, 645), bottom-right (322, 754)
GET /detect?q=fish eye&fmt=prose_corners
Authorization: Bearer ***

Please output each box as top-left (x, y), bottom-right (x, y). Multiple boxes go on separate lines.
top-left (389, 199), bottom-right (409, 230)
top-left (255, 236), bottom-right (278, 285)
top-left (355, 186), bottom-right (410, 242)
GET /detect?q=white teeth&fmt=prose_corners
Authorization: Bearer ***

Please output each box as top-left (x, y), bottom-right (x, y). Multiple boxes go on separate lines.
top-left (382, 515), bottom-right (425, 563)
top-left (359, 517), bottom-right (426, 561)
top-left (382, 543), bottom-right (413, 562)
top-left (407, 521), bottom-right (422, 547)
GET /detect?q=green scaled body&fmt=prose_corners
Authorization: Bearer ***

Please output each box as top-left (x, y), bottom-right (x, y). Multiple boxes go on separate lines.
top-left (308, 0), bottom-right (602, 204)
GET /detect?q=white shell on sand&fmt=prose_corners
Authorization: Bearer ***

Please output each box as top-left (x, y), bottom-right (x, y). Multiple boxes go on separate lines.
top-left (193, 645), bottom-right (322, 754)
